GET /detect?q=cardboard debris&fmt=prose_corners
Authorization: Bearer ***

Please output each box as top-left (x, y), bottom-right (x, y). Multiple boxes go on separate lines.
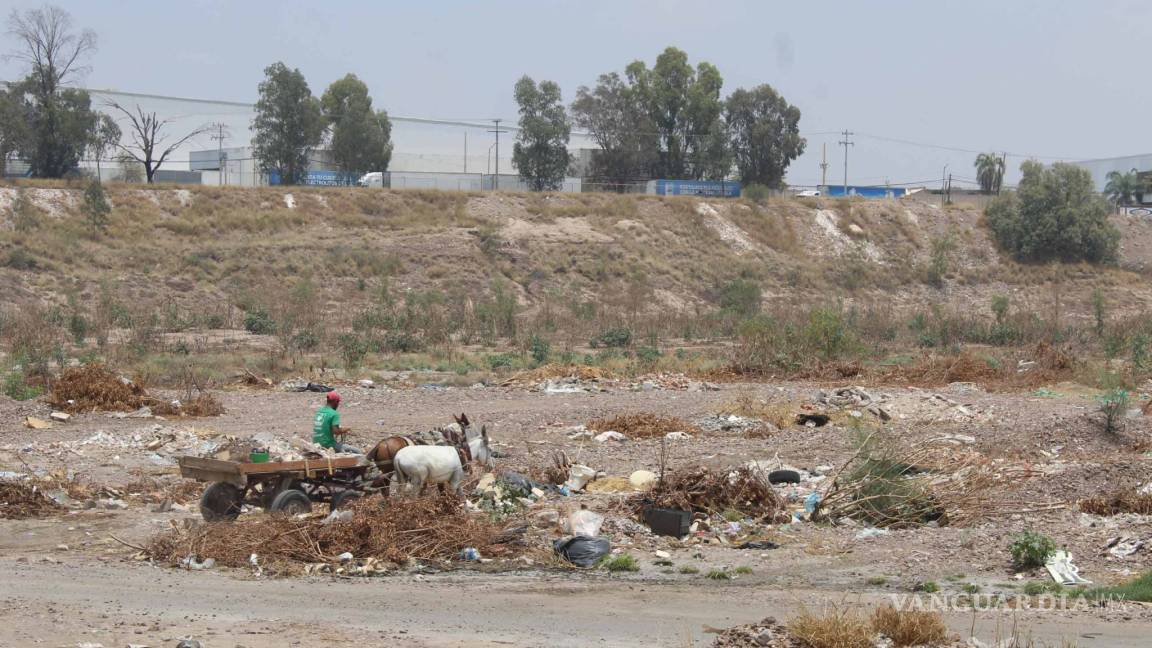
top-left (24, 417), bottom-right (53, 430)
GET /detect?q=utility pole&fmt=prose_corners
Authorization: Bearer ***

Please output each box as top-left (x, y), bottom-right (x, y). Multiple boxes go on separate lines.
top-left (210, 123), bottom-right (229, 186)
top-left (487, 119), bottom-right (509, 190)
top-left (838, 130), bottom-right (854, 197)
top-left (820, 142), bottom-right (829, 188)
top-left (464, 132), bottom-right (468, 174)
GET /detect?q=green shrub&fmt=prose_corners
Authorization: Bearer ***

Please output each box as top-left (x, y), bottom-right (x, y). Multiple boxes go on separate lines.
top-left (706, 569), bottom-right (732, 580)
top-left (12, 187), bottom-right (39, 232)
top-left (529, 335), bottom-right (550, 365)
top-left (678, 565), bottom-right (699, 574)
top-left (600, 554), bottom-right (639, 572)
top-left (4, 247), bottom-right (36, 270)
top-left (1009, 530), bottom-right (1057, 569)
top-left (1097, 388), bottom-right (1130, 434)
top-left (243, 309), bottom-right (277, 335)
top-left (732, 566), bottom-right (754, 575)
top-left (590, 327), bottom-right (632, 349)
top-left (718, 278), bottom-right (762, 318)
top-left (743, 183), bottom-right (772, 204)
top-left (1088, 570), bottom-right (1152, 603)
top-left (485, 353), bottom-right (516, 370)
top-left (81, 179), bottom-right (111, 236)
top-left (914, 581), bottom-right (939, 593)
top-left (337, 333), bottom-right (370, 370)
top-left (3, 368), bottom-right (42, 401)
top-left (985, 161), bottom-right (1119, 264)
top-left (926, 235), bottom-right (954, 287)
top-left (291, 330), bottom-right (319, 351)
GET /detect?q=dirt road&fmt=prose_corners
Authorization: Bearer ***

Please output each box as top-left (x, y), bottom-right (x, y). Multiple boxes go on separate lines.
top-left (1, 557), bottom-right (1148, 648)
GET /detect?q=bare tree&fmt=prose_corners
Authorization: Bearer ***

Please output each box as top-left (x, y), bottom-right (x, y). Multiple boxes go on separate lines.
top-left (6, 5), bottom-right (96, 95)
top-left (106, 101), bottom-right (208, 183)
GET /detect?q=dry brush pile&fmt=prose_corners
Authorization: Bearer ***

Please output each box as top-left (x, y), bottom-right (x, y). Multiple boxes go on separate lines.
top-left (147, 495), bottom-right (509, 573)
top-left (633, 466), bottom-right (789, 522)
top-left (587, 412), bottom-right (700, 439)
top-left (48, 364), bottom-right (224, 417)
top-left (0, 480), bottom-right (62, 519)
top-left (814, 434), bottom-right (1045, 528)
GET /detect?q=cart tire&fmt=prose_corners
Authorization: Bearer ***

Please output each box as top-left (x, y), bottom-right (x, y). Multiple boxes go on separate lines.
top-left (269, 488), bottom-right (312, 515)
top-left (200, 482), bottom-right (243, 522)
top-left (330, 490), bottom-right (362, 510)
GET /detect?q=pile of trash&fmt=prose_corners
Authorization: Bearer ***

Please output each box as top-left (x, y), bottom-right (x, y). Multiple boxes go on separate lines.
top-left (47, 364), bottom-right (224, 418)
top-left (586, 412), bottom-right (700, 440)
top-left (146, 494), bottom-right (511, 574)
top-left (696, 414), bottom-right (776, 437)
top-left (814, 386), bottom-right (893, 421)
top-left (708, 617), bottom-right (806, 648)
top-left (629, 372), bottom-right (720, 392)
top-left (0, 479), bottom-right (62, 519)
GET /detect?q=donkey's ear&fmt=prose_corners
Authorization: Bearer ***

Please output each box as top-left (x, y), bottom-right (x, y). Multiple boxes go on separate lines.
top-left (460, 413), bottom-right (470, 427)
top-left (453, 414), bottom-right (463, 424)
top-left (480, 424), bottom-right (488, 441)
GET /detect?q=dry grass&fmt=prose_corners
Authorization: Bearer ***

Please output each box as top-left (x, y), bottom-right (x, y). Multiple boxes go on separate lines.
top-left (1079, 491), bottom-right (1152, 516)
top-left (787, 604), bottom-right (873, 648)
top-left (871, 604), bottom-right (948, 647)
top-left (0, 480), bottom-right (62, 519)
top-left (586, 412), bottom-right (700, 439)
top-left (716, 393), bottom-right (798, 430)
top-left (876, 342), bottom-right (1074, 390)
top-left (146, 494), bottom-right (508, 573)
top-left (633, 466), bottom-right (788, 522)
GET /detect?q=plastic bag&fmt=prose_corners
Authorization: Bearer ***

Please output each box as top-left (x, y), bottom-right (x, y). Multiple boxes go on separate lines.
top-left (553, 536), bottom-right (611, 567)
top-left (564, 464), bottom-right (597, 491)
top-left (562, 508), bottom-right (605, 537)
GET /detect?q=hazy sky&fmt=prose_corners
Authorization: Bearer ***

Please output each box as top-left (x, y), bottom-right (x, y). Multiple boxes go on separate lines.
top-left (3, 0), bottom-right (1147, 188)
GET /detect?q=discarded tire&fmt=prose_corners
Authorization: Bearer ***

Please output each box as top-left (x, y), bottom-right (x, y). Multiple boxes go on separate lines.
top-left (766, 469), bottom-right (801, 485)
top-left (269, 488), bottom-right (312, 515)
top-left (199, 482), bottom-right (242, 522)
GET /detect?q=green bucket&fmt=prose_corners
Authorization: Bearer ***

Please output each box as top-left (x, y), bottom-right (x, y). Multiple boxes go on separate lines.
top-left (249, 449), bottom-right (270, 463)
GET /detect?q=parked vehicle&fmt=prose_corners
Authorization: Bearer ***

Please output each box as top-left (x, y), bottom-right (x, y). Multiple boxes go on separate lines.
top-left (358, 171), bottom-right (384, 188)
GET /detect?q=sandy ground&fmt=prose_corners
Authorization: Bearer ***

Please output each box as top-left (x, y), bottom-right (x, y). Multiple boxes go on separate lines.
top-left (3, 379), bottom-right (1152, 647)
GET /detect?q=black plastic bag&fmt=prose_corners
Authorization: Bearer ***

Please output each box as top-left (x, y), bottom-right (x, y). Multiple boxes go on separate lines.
top-left (553, 536), bottom-right (611, 567)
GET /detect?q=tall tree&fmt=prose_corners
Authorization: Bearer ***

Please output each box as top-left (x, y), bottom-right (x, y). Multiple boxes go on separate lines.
top-left (1104, 169), bottom-right (1141, 208)
top-left (511, 75), bottom-right (571, 191)
top-left (625, 47), bottom-right (727, 179)
top-left (571, 72), bottom-right (658, 189)
top-left (251, 62), bottom-right (325, 186)
top-left (106, 101), bottom-right (208, 183)
top-left (974, 152), bottom-right (1006, 194)
top-left (0, 85), bottom-right (29, 177)
top-left (320, 74), bottom-right (392, 183)
top-left (6, 5), bottom-right (98, 177)
top-left (725, 84), bottom-right (806, 189)
top-left (87, 112), bottom-right (120, 180)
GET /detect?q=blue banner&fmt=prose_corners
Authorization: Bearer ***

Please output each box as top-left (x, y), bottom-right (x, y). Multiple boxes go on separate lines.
top-left (267, 170), bottom-right (354, 186)
top-left (653, 179), bottom-right (741, 198)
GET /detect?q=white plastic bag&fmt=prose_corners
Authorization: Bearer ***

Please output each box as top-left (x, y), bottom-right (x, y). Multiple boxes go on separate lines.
top-left (562, 508), bottom-right (605, 537)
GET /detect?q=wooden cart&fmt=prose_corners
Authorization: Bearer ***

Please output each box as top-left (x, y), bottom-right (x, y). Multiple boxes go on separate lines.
top-left (179, 455), bottom-right (375, 521)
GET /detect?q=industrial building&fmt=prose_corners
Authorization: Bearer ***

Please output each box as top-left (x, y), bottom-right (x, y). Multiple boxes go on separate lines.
top-left (1070, 153), bottom-right (1152, 203)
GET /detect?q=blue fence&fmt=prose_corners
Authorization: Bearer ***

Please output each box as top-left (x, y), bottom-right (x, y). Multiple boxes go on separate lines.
top-left (648, 179), bottom-right (742, 198)
top-left (823, 185), bottom-right (908, 199)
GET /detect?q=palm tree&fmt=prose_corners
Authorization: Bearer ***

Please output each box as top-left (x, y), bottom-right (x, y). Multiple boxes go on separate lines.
top-left (1104, 169), bottom-right (1141, 209)
top-left (974, 152), bottom-right (1005, 194)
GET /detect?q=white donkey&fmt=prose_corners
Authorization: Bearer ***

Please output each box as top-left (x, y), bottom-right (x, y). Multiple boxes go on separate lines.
top-left (392, 425), bottom-right (493, 495)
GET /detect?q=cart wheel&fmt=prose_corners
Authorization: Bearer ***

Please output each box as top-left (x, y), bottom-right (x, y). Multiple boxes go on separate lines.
top-left (269, 488), bottom-right (313, 515)
top-left (330, 490), bottom-right (362, 510)
top-left (200, 482), bottom-right (242, 522)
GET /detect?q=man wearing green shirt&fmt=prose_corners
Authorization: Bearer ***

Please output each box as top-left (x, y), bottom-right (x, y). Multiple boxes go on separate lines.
top-left (312, 392), bottom-right (361, 454)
